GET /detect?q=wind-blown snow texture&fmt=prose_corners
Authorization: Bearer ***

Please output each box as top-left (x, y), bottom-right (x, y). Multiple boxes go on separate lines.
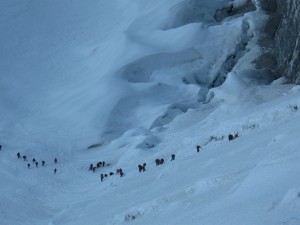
top-left (0, 1), bottom-right (299, 225)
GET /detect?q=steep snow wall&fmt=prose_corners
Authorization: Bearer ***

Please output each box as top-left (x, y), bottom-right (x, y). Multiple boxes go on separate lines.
top-left (259, 0), bottom-right (300, 83)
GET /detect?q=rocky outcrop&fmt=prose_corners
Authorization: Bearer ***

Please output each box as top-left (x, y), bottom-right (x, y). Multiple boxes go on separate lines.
top-left (259, 0), bottom-right (300, 83)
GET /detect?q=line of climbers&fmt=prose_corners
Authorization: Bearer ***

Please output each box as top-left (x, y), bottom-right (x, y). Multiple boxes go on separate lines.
top-left (93, 154), bottom-right (175, 183)
top-left (16, 152), bottom-right (58, 174)
top-left (93, 132), bottom-right (240, 183)
top-left (5, 131), bottom-right (239, 180)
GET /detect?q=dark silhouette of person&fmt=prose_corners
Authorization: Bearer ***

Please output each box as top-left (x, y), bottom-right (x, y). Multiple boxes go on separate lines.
top-left (100, 174), bottom-right (104, 182)
top-left (155, 159), bottom-right (160, 166)
top-left (17, 152), bottom-right (21, 159)
top-left (142, 163), bottom-right (146, 172)
top-left (234, 133), bottom-right (239, 139)
top-left (228, 134), bottom-right (234, 141)
top-left (0, 145), bottom-right (2, 150)
top-left (35, 162), bottom-right (38, 167)
top-left (27, 163), bottom-right (30, 168)
top-left (109, 172), bottom-right (114, 176)
top-left (89, 164), bottom-right (93, 171)
top-left (171, 154), bottom-right (175, 161)
top-left (54, 168), bottom-right (57, 174)
top-left (42, 161), bottom-right (45, 166)
top-left (54, 158), bottom-right (58, 164)
top-left (92, 167), bottom-right (96, 173)
top-left (160, 158), bottom-right (165, 165)
top-left (23, 155), bottom-right (27, 161)
top-left (196, 145), bottom-right (202, 153)
top-left (138, 165), bottom-right (143, 172)
top-left (32, 158), bottom-right (36, 164)
top-left (102, 161), bottom-right (105, 167)
top-left (119, 169), bottom-right (124, 177)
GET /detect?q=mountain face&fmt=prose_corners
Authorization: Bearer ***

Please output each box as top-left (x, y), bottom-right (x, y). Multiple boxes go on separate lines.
top-left (1, 1), bottom-right (300, 225)
top-left (275, 0), bottom-right (300, 83)
top-left (259, 0), bottom-right (300, 83)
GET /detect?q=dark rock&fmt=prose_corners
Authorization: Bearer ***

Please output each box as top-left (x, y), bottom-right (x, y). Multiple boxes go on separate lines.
top-left (259, 0), bottom-right (300, 83)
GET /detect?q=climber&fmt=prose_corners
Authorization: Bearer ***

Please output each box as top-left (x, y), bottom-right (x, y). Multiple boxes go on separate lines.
top-left (234, 133), bottom-right (239, 139)
top-left (155, 159), bottom-right (160, 166)
top-left (196, 145), bottom-right (202, 153)
top-left (119, 168), bottom-right (124, 177)
top-left (138, 164), bottom-right (143, 172)
top-left (89, 164), bottom-right (93, 171)
top-left (171, 154), bottom-right (176, 161)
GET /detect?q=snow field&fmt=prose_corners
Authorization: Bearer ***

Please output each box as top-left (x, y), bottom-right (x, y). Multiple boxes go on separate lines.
top-left (0, 0), bottom-right (300, 225)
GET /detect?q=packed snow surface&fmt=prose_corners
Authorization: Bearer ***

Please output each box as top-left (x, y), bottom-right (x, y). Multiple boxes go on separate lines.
top-left (0, 0), bottom-right (299, 225)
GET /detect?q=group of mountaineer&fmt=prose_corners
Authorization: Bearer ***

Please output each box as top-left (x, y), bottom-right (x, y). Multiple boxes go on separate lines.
top-left (0, 145), bottom-right (58, 174)
top-left (16, 152), bottom-right (58, 174)
top-left (88, 160), bottom-right (125, 182)
top-left (90, 153), bottom-right (177, 183)
top-left (228, 133), bottom-right (239, 141)
top-left (90, 133), bottom-right (239, 183)
top-left (89, 160), bottom-right (110, 173)
top-left (1, 132), bottom-right (239, 181)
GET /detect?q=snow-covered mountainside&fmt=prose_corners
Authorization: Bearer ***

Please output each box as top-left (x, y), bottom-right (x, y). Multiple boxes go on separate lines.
top-left (0, 1), bottom-right (299, 225)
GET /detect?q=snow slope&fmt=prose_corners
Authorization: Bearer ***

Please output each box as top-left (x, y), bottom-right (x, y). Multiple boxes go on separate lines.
top-left (0, 0), bottom-right (299, 225)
